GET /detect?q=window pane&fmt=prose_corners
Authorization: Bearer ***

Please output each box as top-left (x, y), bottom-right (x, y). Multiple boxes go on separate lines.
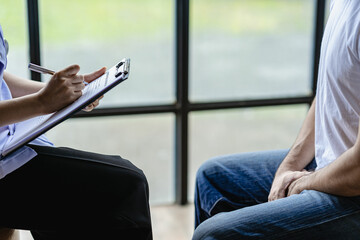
top-left (188, 105), bottom-right (308, 200)
top-left (190, 0), bottom-right (314, 102)
top-left (0, 0), bottom-right (28, 78)
top-left (46, 114), bottom-right (175, 204)
top-left (325, 0), bottom-right (331, 22)
top-left (39, 0), bottom-right (174, 107)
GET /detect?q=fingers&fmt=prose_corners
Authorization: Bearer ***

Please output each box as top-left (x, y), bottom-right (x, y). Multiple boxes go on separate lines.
top-left (58, 65), bottom-right (105, 85)
top-left (73, 82), bottom-right (86, 92)
top-left (61, 64), bottom-right (80, 77)
top-left (268, 170), bottom-right (309, 202)
top-left (82, 102), bottom-right (96, 112)
top-left (268, 186), bottom-right (286, 202)
top-left (41, 64), bottom-right (108, 113)
top-left (46, 65), bottom-right (104, 113)
top-left (268, 172), bottom-right (291, 202)
top-left (72, 90), bottom-right (83, 100)
top-left (287, 181), bottom-right (297, 197)
top-left (84, 67), bottom-right (106, 83)
top-left (92, 98), bottom-right (100, 107)
top-left (82, 95), bottom-right (103, 112)
top-left (82, 105), bottom-right (93, 112)
top-left (72, 74), bottom-right (84, 84)
top-left (56, 66), bottom-right (84, 90)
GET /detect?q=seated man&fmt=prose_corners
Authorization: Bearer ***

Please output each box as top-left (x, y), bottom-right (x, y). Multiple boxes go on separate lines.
top-left (193, 0), bottom-right (360, 239)
top-left (0, 25), bottom-right (152, 240)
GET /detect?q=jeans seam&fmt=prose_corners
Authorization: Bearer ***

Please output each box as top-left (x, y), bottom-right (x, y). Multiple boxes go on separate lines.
top-left (208, 196), bottom-right (260, 216)
top-left (208, 197), bottom-right (225, 216)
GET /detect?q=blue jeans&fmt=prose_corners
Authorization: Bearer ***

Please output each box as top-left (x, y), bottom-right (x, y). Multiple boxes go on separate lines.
top-left (193, 149), bottom-right (360, 240)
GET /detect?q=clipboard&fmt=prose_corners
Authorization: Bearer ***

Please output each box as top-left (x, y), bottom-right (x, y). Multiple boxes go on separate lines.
top-left (1, 58), bottom-right (130, 158)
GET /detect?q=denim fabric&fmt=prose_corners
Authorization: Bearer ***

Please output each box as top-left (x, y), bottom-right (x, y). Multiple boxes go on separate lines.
top-left (193, 149), bottom-right (360, 240)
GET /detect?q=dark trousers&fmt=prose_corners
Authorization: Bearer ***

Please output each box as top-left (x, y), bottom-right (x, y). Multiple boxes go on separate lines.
top-left (0, 145), bottom-right (152, 240)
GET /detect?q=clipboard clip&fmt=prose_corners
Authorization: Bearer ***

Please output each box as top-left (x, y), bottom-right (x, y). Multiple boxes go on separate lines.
top-left (115, 58), bottom-right (130, 78)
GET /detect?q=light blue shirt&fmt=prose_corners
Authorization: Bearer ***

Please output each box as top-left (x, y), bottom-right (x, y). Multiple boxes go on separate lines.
top-left (0, 25), bottom-right (53, 179)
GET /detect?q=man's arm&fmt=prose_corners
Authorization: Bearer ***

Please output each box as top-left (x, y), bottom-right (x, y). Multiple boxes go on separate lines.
top-left (288, 116), bottom-right (360, 197)
top-left (3, 71), bottom-right (45, 98)
top-left (268, 99), bottom-right (316, 201)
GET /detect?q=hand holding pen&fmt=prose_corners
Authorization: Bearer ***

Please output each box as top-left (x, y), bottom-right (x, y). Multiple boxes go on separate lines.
top-left (29, 63), bottom-right (106, 113)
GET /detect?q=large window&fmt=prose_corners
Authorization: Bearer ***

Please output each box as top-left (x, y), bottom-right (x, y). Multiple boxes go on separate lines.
top-left (188, 105), bottom-right (308, 200)
top-left (46, 114), bottom-right (175, 204)
top-left (190, 0), bottom-right (314, 101)
top-left (39, 0), bottom-right (174, 107)
top-left (0, 0), bottom-right (28, 78)
top-left (2, 0), bottom-right (326, 204)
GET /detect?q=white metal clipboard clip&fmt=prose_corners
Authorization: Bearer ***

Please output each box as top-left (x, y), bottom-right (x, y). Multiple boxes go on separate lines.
top-left (115, 58), bottom-right (130, 78)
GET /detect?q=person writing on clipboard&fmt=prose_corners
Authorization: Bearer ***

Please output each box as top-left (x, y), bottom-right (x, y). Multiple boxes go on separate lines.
top-left (0, 25), bottom-right (152, 240)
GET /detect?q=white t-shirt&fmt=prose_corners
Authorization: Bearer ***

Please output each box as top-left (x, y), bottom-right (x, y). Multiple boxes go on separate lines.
top-left (315, 0), bottom-right (360, 169)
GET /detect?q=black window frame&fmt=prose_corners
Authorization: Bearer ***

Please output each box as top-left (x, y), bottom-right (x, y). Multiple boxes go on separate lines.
top-left (26, 0), bottom-right (326, 205)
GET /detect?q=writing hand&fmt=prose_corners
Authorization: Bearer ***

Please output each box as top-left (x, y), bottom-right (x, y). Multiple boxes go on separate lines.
top-left (37, 64), bottom-right (85, 114)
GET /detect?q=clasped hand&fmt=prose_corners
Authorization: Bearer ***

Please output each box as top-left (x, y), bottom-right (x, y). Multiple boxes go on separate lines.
top-left (268, 170), bottom-right (312, 202)
top-left (37, 65), bottom-right (106, 114)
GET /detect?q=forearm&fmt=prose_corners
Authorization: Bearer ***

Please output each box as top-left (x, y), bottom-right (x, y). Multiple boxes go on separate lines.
top-left (0, 66), bottom-right (104, 127)
top-left (4, 71), bottom-right (45, 98)
top-left (0, 94), bottom-right (45, 127)
top-left (289, 113), bottom-right (360, 197)
top-left (307, 146), bottom-right (360, 196)
top-left (276, 99), bottom-right (316, 175)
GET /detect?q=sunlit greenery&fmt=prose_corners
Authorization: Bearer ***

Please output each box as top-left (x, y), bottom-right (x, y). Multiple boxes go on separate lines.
top-left (39, 0), bottom-right (173, 43)
top-left (192, 0), bottom-right (312, 35)
top-left (0, 0), bottom-right (27, 45)
top-left (1, 0), bottom-right (312, 46)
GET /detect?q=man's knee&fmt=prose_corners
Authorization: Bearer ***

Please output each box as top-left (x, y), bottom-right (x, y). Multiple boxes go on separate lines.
top-left (193, 214), bottom-right (234, 240)
top-left (196, 157), bottom-right (223, 184)
top-left (193, 213), bottom-right (255, 240)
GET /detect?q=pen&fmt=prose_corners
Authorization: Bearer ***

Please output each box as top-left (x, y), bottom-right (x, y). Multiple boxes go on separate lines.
top-left (28, 63), bottom-right (55, 75)
top-left (28, 63), bottom-right (89, 85)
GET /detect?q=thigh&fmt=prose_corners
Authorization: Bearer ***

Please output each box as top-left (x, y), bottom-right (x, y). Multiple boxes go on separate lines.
top-left (193, 190), bottom-right (360, 240)
top-left (196, 149), bottom-right (289, 214)
top-left (0, 145), bottom-right (151, 234)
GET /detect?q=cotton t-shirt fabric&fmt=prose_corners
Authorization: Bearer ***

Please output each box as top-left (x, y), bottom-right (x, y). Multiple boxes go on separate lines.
top-left (0, 25), bottom-right (53, 179)
top-left (315, 0), bottom-right (360, 169)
